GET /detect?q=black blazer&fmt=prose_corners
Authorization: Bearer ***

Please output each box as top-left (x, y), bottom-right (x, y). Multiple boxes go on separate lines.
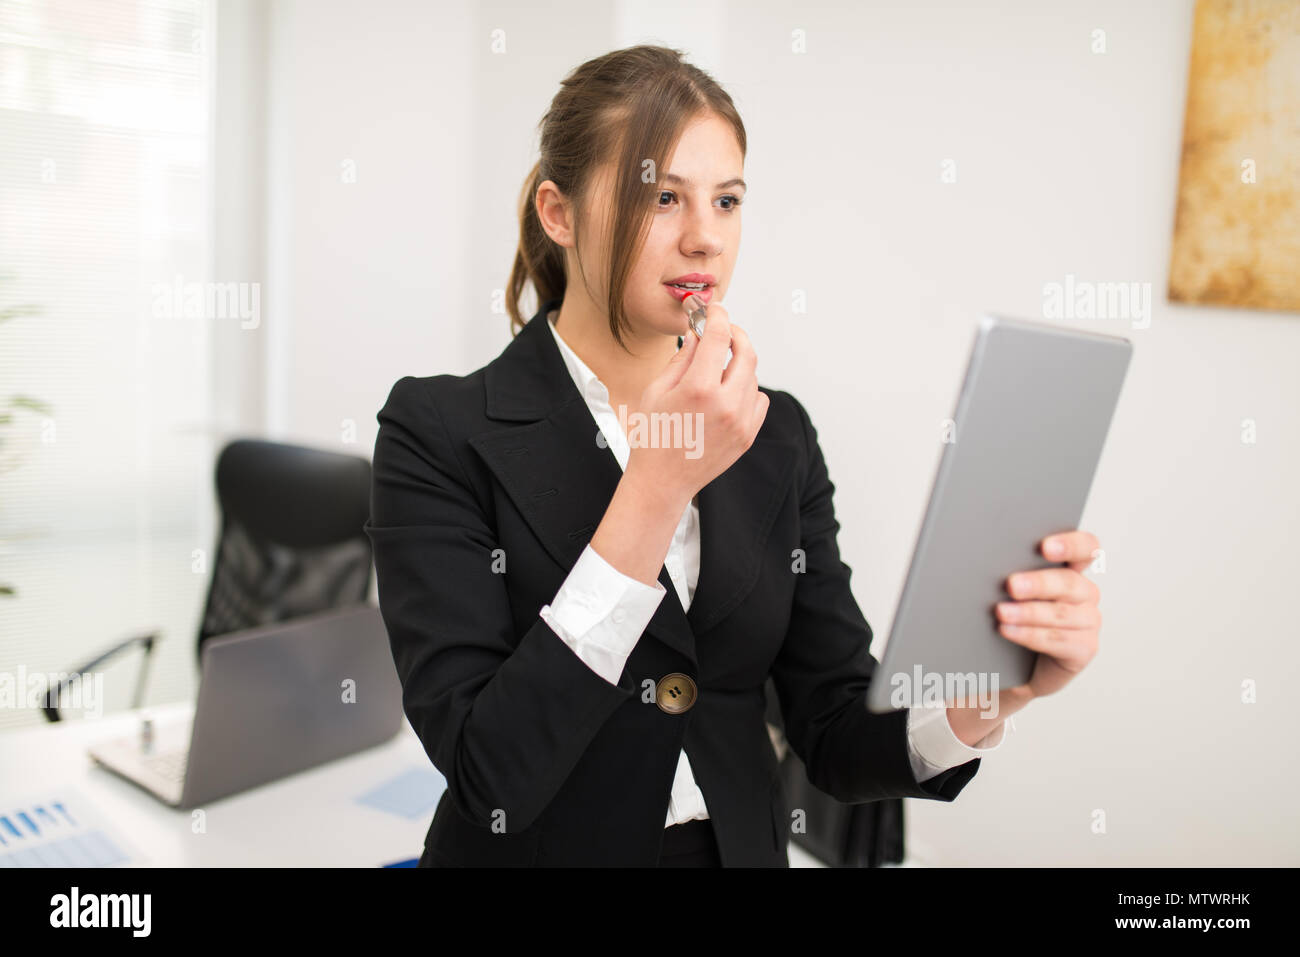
top-left (364, 298), bottom-right (982, 867)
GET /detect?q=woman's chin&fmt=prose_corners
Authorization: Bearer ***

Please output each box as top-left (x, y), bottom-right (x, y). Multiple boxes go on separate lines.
top-left (627, 303), bottom-right (692, 340)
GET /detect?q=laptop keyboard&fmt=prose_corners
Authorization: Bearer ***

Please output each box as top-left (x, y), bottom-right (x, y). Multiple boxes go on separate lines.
top-left (142, 749), bottom-right (188, 783)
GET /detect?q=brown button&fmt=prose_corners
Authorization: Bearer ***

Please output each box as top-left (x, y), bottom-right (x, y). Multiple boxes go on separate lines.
top-left (655, 673), bottom-right (698, 714)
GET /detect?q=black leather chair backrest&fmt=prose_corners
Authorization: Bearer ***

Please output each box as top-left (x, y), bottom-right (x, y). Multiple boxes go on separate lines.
top-left (196, 439), bottom-right (373, 658)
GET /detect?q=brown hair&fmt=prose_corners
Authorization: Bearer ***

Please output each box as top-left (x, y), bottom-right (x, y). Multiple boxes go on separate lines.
top-left (506, 44), bottom-right (746, 348)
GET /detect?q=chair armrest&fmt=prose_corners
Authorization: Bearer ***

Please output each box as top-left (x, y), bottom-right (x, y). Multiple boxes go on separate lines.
top-left (44, 631), bottom-right (161, 722)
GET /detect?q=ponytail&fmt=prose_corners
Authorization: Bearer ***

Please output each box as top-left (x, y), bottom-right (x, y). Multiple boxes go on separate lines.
top-left (507, 161), bottom-right (567, 335)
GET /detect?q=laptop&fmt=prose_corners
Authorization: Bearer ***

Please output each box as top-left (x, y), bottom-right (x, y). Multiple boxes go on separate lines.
top-left (865, 314), bottom-right (1132, 713)
top-left (89, 603), bottom-right (404, 807)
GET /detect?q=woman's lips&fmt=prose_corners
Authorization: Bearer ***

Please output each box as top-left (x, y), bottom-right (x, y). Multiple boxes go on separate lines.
top-left (664, 284), bottom-right (714, 305)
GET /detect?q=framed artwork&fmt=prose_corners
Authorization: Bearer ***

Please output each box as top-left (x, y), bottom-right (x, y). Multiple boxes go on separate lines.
top-left (1168, 0), bottom-right (1300, 312)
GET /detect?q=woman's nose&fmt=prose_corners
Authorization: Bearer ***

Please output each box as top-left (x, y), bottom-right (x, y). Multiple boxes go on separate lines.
top-left (680, 220), bottom-right (723, 258)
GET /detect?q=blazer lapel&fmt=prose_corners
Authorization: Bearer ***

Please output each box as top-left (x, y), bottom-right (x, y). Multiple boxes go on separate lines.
top-left (467, 299), bottom-right (798, 668)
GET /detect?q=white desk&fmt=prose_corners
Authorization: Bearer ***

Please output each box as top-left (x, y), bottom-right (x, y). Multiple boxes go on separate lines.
top-left (0, 701), bottom-right (440, 866)
top-left (1, 702), bottom-right (830, 867)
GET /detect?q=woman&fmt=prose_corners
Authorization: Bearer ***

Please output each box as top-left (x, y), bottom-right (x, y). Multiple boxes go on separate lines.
top-left (365, 45), bottom-right (1103, 867)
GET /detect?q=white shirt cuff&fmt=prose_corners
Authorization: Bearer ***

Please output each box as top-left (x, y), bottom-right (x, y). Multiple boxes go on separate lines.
top-left (906, 703), bottom-right (1009, 783)
top-left (539, 543), bottom-right (667, 685)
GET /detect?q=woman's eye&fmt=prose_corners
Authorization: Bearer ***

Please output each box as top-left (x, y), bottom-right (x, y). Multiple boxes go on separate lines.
top-left (655, 190), bottom-right (744, 212)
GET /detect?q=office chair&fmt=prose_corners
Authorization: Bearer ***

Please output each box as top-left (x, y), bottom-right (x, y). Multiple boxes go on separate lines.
top-left (764, 677), bottom-right (906, 867)
top-left (42, 439), bottom-right (374, 721)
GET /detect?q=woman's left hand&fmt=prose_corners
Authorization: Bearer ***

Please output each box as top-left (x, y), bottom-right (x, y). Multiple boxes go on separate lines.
top-left (995, 530), bottom-right (1102, 700)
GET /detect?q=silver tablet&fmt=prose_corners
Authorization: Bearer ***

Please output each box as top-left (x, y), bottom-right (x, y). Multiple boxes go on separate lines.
top-left (865, 314), bottom-right (1132, 715)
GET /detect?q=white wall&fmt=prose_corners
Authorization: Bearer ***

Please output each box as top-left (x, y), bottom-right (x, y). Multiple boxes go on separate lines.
top-left (252, 0), bottom-right (1300, 865)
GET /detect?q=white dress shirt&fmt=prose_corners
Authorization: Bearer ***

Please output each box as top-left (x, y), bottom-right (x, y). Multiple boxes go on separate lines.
top-left (536, 309), bottom-right (1007, 828)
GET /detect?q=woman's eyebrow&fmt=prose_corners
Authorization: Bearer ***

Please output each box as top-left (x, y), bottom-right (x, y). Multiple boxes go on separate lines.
top-left (664, 173), bottom-right (747, 191)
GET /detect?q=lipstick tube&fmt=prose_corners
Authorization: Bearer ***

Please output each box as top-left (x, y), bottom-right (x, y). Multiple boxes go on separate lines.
top-left (683, 293), bottom-right (707, 338)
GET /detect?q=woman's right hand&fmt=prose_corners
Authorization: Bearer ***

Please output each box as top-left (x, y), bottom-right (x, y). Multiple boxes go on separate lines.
top-left (626, 301), bottom-right (770, 504)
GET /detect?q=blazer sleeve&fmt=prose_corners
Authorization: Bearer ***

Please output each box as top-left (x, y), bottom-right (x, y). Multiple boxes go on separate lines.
top-left (364, 375), bottom-right (640, 833)
top-left (768, 391), bottom-right (982, 804)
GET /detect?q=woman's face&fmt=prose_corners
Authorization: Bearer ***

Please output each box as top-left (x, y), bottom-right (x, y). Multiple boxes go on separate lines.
top-left (580, 112), bottom-right (745, 341)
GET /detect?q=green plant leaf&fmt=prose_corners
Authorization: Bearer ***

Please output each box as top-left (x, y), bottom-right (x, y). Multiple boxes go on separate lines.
top-left (0, 305), bottom-right (44, 323)
top-left (9, 396), bottom-right (53, 414)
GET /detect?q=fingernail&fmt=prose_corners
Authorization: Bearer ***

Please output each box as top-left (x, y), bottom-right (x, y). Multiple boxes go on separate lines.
top-left (997, 602), bottom-right (1018, 621)
top-left (1010, 575), bottom-right (1030, 595)
top-left (1045, 539), bottom-right (1064, 558)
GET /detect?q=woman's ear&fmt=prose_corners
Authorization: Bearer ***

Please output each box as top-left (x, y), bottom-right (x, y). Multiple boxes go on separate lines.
top-left (536, 179), bottom-right (575, 248)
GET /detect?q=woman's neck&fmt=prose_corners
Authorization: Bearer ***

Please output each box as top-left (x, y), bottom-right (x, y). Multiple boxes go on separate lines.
top-left (551, 299), bottom-right (679, 413)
